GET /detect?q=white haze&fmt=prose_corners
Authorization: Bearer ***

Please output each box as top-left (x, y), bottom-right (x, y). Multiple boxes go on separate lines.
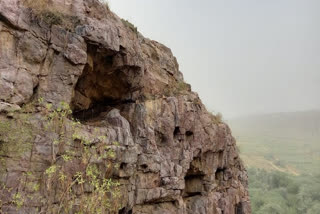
top-left (108, 0), bottom-right (320, 119)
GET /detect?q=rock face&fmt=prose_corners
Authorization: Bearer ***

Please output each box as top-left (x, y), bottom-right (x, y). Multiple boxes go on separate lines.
top-left (0, 0), bottom-right (250, 213)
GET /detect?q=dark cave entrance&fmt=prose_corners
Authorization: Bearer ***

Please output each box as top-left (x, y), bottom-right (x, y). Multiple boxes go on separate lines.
top-left (71, 45), bottom-right (141, 121)
top-left (183, 157), bottom-right (205, 197)
top-left (118, 207), bottom-right (132, 214)
top-left (215, 167), bottom-right (226, 181)
top-left (235, 202), bottom-right (244, 214)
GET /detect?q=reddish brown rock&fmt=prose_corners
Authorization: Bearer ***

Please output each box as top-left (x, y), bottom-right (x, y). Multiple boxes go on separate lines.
top-left (0, 0), bottom-right (250, 213)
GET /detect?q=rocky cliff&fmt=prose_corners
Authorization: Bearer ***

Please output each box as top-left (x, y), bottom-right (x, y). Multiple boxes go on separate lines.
top-left (0, 0), bottom-right (250, 213)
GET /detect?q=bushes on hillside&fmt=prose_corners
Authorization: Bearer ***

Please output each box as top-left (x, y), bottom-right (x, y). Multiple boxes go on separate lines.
top-left (248, 168), bottom-right (320, 214)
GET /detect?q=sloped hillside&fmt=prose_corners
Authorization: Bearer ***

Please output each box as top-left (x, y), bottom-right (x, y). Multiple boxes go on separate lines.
top-left (230, 111), bottom-right (320, 174)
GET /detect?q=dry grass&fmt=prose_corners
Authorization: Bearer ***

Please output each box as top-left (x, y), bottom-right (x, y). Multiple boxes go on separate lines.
top-left (121, 19), bottom-right (138, 34)
top-left (23, 0), bottom-right (62, 24)
top-left (23, 0), bottom-right (49, 14)
top-left (98, 0), bottom-right (110, 11)
top-left (23, 0), bottom-right (79, 30)
top-left (210, 112), bottom-right (223, 124)
top-left (163, 81), bottom-right (191, 97)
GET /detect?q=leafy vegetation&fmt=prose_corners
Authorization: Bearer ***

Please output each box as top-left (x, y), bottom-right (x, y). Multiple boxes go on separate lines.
top-left (41, 100), bottom-right (121, 213)
top-left (0, 99), bottom-right (121, 213)
top-left (0, 108), bottom-right (33, 174)
top-left (230, 111), bottom-right (320, 214)
top-left (121, 19), bottom-right (138, 34)
top-left (163, 81), bottom-right (191, 97)
top-left (248, 168), bottom-right (320, 214)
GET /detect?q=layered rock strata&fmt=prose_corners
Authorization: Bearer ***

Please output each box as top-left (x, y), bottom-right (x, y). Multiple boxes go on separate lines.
top-left (0, 0), bottom-right (250, 213)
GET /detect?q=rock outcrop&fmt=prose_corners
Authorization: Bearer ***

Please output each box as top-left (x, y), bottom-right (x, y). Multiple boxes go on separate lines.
top-left (0, 0), bottom-right (250, 213)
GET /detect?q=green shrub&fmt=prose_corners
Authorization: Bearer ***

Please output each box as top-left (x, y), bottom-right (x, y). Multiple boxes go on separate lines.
top-left (248, 168), bottom-right (320, 214)
top-left (0, 99), bottom-right (121, 213)
top-left (176, 82), bottom-right (191, 93)
top-left (163, 81), bottom-right (191, 97)
top-left (40, 101), bottom-right (121, 213)
top-left (121, 19), bottom-right (138, 34)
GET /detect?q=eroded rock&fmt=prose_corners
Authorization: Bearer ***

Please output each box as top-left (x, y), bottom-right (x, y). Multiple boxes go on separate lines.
top-left (0, 0), bottom-right (251, 213)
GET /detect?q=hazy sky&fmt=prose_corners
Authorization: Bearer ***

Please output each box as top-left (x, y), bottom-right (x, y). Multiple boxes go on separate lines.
top-left (108, 0), bottom-right (320, 118)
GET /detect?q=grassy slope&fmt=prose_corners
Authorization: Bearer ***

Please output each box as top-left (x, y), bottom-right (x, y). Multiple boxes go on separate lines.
top-left (228, 110), bottom-right (320, 175)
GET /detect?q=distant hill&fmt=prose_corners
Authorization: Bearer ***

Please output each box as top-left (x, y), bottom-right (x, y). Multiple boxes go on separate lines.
top-left (229, 110), bottom-right (320, 175)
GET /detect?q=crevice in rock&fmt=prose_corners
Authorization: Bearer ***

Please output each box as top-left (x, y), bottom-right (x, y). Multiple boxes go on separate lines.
top-left (118, 208), bottom-right (125, 214)
top-left (143, 201), bottom-right (175, 206)
top-left (118, 207), bottom-right (132, 214)
top-left (235, 202), bottom-right (244, 214)
top-left (0, 13), bottom-right (26, 31)
top-left (173, 127), bottom-right (180, 137)
top-left (155, 130), bottom-right (168, 146)
top-left (120, 162), bottom-right (127, 170)
top-left (215, 167), bottom-right (226, 182)
top-left (72, 99), bottom-right (135, 122)
top-left (29, 83), bottom-right (40, 104)
top-left (32, 83), bottom-right (39, 96)
top-left (174, 126), bottom-right (184, 142)
top-left (140, 164), bottom-right (148, 169)
top-left (186, 131), bottom-right (193, 137)
top-left (70, 44), bottom-right (140, 122)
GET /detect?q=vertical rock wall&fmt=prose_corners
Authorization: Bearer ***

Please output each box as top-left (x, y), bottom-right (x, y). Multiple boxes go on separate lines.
top-left (0, 0), bottom-right (251, 213)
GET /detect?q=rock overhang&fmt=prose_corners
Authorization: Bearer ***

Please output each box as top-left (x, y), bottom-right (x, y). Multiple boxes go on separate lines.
top-left (0, 0), bottom-right (251, 213)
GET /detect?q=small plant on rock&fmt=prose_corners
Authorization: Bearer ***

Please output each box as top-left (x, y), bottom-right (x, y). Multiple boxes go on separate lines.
top-left (98, 0), bottom-right (110, 11)
top-left (0, 99), bottom-right (121, 213)
top-left (121, 19), bottom-right (138, 34)
top-left (23, 0), bottom-right (79, 30)
top-left (210, 112), bottom-right (223, 124)
top-left (40, 101), bottom-right (121, 213)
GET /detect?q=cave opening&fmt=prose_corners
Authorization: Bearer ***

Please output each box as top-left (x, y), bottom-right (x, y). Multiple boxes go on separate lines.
top-left (183, 157), bottom-right (205, 197)
top-left (118, 207), bottom-right (133, 214)
top-left (186, 131), bottom-right (193, 137)
top-left (120, 162), bottom-right (127, 170)
top-left (174, 126), bottom-right (185, 142)
top-left (71, 45), bottom-right (140, 122)
top-left (235, 202), bottom-right (244, 214)
top-left (173, 127), bottom-right (180, 136)
top-left (215, 167), bottom-right (226, 183)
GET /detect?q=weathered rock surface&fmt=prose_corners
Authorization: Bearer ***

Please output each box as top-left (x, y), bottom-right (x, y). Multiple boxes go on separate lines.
top-left (0, 0), bottom-right (251, 213)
